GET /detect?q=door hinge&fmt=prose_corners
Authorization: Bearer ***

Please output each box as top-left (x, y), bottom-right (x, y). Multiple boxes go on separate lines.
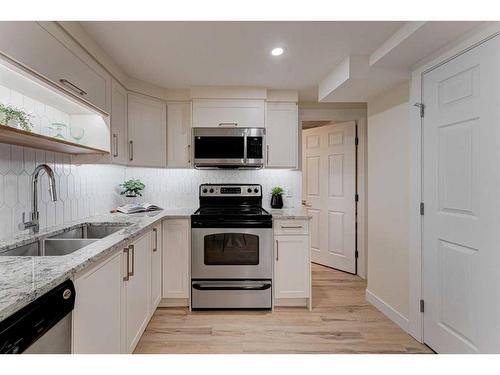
top-left (414, 102), bottom-right (425, 118)
top-left (420, 202), bottom-right (425, 216)
top-left (355, 193), bottom-right (359, 202)
top-left (420, 299), bottom-right (425, 313)
top-left (355, 250), bottom-right (359, 259)
top-left (355, 136), bottom-right (359, 146)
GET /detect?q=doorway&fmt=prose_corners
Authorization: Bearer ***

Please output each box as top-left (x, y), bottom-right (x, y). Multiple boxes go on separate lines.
top-left (302, 121), bottom-right (358, 274)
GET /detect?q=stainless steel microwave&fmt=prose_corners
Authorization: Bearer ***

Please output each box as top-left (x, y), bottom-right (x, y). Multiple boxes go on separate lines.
top-left (192, 127), bottom-right (265, 169)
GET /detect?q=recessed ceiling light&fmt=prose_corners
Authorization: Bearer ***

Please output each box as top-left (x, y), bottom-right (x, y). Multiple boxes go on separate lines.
top-left (271, 47), bottom-right (285, 56)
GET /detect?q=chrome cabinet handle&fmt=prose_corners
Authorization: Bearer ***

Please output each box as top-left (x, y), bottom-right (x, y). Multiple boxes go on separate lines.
top-left (129, 140), bottom-right (134, 161)
top-left (152, 228), bottom-right (158, 252)
top-left (218, 122), bottom-right (238, 127)
top-left (267, 145), bottom-right (270, 164)
top-left (123, 247), bottom-right (130, 281)
top-left (276, 240), bottom-right (279, 261)
top-left (112, 134), bottom-right (118, 157)
top-left (281, 225), bottom-right (303, 229)
top-left (187, 144), bottom-right (191, 164)
top-left (128, 244), bottom-right (135, 277)
top-left (59, 79), bottom-right (87, 96)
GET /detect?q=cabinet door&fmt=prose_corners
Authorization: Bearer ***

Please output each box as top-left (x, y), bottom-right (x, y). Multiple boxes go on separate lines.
top-left (72, 251), bottom-right (123, 354)
top-left (266, 102), bottom-right (298, 168)
top-left (274, 235), bottom-right (310, 299)
top-left (162, 219), bottom-right (190, 299)
top-left (127, 93), bottom-right (167, 167)
top-left (192, 99), bottom-right (265, 128)
top-left (167, 102), bottom-right (192, 167)
top-left (124, 231), bottom-right (152, 353)
top-left (0, 21), bottom-right (110, 113)
top-left (111, 79), bottom-right (128, 165)
top-left (151, 224), bottom-right (162, 312)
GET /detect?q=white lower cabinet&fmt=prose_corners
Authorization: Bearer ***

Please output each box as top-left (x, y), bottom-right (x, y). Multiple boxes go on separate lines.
top-left (72, 250), bottom-right (123, 354)
top-left (150, 224), bottom-right (162, 312)
top-left (162, 219), bottom-right (190, 304)
top-left (273, 220), bottom-right (311, 309)
top-left (123, 231), bottom-right (152, 353)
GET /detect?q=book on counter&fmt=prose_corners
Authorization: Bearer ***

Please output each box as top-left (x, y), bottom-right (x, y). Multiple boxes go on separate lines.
top-left (116, 203), bottom-right (162, 214)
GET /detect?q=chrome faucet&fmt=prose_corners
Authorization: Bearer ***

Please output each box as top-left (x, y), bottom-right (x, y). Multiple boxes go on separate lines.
top-left (20, 164), bottom-right (58, 234)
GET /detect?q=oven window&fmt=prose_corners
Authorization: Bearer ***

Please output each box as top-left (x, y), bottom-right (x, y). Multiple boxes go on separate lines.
top-left (204, 233), bottom-right (259, 265)
top-left (195, 137), bottom-right (244, 159)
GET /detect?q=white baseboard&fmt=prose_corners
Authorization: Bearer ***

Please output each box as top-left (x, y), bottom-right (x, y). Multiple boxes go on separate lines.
top-left (158, 298), bottom-right (189, 307)
top-left (366, 289), bottom-right (409, 333)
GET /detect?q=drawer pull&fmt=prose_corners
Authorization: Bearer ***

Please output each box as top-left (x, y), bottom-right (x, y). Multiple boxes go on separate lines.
top-left (218, 122), bottom-right (238, 127)
top-left (281, 225), bottom-right (303, 229)
top-left (59, 79), bottom-right (87, 96)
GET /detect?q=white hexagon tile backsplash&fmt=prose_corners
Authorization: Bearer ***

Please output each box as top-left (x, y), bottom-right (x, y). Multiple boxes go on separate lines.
top-left (0, 142), bottom-right (302, 240)
top-left (0, 143), bottom-right (125, 240)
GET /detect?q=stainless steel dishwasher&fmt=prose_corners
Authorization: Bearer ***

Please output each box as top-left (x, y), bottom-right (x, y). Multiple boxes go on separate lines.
top-left (0, 279), bottom-right (75, 354)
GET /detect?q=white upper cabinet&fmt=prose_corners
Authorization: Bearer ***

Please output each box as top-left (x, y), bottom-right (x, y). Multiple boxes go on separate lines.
top-left (167, 102), bottom-right (192, 168)
top-left (266, 102), bottom-right (298, 168)
top-left (111, 79), bottom-right (128, 165)
top-left (0, 22), bottom-right (110, 114)
top-left (127, 93), bottom-right (167, 167)
top-left (192, 99), bottom-right (265, 128)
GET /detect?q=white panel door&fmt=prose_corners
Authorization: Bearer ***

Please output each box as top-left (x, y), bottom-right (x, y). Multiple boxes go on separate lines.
top-left (266, 102), bottom-right (298, 168)
top-left (111, 79), bottom-right (128, 165)
top-left (128, 93), bottom-right (167, 167)
top-left (150, 224), bottom-right (162, 312)
top-left (72, 251), bottom-right (122, 354)
top-left (274, 235), bottom-right (310, 299)
top-left (422, 35), bottom-right (500, 353)
top-left (302, 122), bottom-right (356, 273)
top-left (124, 232), bottom-right (152, 353)
top-left (167, 102), bottom-right (192, 167)
top-left (162, 219), bottom-right (190, 299)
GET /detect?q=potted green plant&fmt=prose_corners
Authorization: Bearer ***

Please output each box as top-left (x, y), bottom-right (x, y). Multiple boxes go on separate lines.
top-left (270, 186), bottom-right (284, 209)
top-left (0, 103), bottom-right (33, 131)
top-left (120, 178), bottom-right (145, 198)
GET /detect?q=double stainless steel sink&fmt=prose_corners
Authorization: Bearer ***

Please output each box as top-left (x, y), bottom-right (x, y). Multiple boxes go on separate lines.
top-left (0, 223), bottom-right (130, 257)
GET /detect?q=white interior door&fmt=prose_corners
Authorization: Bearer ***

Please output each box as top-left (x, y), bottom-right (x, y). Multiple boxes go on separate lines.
top-left (302, 122), bottom-right (356, 273)
top-left (422, 35), bottom-right (500, 353)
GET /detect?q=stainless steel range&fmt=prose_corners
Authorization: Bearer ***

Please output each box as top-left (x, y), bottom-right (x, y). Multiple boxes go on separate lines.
top-left (191, 184), bottom-right (273, 309)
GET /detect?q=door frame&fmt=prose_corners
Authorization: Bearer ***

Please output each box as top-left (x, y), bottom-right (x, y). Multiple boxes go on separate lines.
top-left (299, 107), bottom-right (367, 278)
top-left (408, 23), bottom-right (500, 343)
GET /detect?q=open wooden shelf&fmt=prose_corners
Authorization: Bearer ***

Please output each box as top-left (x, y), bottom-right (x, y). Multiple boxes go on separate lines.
top-left (0, 125), bottom-right (109, 155)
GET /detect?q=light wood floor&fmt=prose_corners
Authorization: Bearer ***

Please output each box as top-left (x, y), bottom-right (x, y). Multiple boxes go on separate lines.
top-left (134, 264), bottom-right (432, 354)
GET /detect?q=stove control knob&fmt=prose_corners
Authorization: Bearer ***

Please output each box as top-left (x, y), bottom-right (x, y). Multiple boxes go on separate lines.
top-left (209, 188), bottom-right (214, 193)
top-left (254, 188), bottom-right (259, 193)
top-left (202, 188), bottom-right (208, 193)
top-left (247, 188), bottom-right (252, 193)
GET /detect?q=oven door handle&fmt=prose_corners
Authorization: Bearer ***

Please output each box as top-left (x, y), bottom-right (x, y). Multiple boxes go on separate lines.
top-left (192, 283), bottom-right (271, 291)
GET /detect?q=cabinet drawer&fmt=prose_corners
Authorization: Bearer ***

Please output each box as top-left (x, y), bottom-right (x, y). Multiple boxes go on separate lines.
top-left (273, 219), bottom-right (309, 235)
top-left (0, 22), bottom-right (110, 113)
top-left (192, 99), bottom-right (265, 128)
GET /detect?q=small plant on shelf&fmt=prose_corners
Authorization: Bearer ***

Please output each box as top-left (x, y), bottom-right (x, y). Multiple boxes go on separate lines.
top-left (271, 186), bottom-right (284, 209)
top-left (120, 178), bottom-right (145, 198)
top-left (0, 103), bottom-right (33, 132)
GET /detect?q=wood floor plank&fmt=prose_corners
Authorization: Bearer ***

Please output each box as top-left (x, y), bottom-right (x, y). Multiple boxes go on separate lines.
top-left (134, 264), bottom-right (432, 354)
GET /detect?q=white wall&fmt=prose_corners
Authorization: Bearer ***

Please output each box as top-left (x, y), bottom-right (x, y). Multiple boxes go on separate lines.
top-left (366, 81), bottom-right (411, 323)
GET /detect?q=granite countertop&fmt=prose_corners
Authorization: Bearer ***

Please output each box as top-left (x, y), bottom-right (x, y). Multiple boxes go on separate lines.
top-left (0, 206), bottom-right (309, 322)
top-left (0, 208), bottom-right (193, 322)
top-left (268, 207), bottom-right (312, 220)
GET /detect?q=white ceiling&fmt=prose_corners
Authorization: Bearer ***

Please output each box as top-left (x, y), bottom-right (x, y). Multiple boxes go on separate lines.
top-left (80, 21), bottom-right (406, 101)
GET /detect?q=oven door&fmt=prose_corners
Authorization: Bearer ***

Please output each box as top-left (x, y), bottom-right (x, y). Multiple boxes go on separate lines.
top-left (191, 227), bottom-right (272, 279)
